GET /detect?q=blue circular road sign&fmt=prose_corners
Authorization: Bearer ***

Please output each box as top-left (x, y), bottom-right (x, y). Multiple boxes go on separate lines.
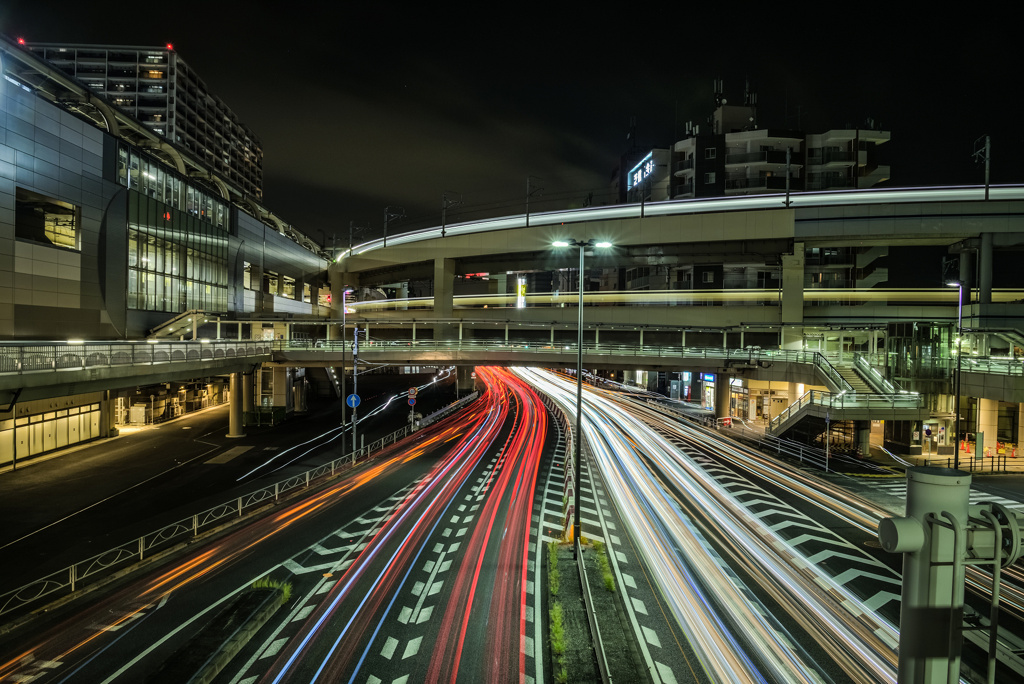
top-left (408, 398), bottom-right (416, 406)
top-left (347, 394), bottom-right (361, 408)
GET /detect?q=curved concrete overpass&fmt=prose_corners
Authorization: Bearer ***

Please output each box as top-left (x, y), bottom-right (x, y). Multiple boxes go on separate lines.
top-left (335, 185), bottom-right (1024, 341)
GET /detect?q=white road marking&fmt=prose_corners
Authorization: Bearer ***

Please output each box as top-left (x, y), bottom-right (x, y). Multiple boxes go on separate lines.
top-left (403, 636), bottom-right (423, 659)
top-left (261, 637), bottom-right (289, 659)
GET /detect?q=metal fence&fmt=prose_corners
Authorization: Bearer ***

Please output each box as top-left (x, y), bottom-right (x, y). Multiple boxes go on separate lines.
top-left (0, 392), bottom-right (479, 619)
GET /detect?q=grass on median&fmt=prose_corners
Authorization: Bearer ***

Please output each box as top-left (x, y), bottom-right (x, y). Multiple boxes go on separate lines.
top-left (251, 577), bottom-right (292, 604)
top-left (591, 539), bottom-right (615, 592)
top-left (548, 540), bottom-right (568, 684)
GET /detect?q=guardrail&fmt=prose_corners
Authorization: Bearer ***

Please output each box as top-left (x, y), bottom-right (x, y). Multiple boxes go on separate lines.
top-left (0, 340), bottom-right (272, 377)
top-left (284, 339), bottom-right (836, 367)
top-left (0, 392), bottom-right (479, 620)
top-left (960, 356), bottom-right (1024, 377)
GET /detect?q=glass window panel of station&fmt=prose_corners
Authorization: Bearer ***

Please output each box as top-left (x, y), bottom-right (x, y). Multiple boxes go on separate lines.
top-left (128, 228), bottom-right (139, 268)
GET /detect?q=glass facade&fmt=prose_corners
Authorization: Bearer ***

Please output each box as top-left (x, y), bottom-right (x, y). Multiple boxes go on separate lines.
top-left (118, 144), bottom-right (229, 312)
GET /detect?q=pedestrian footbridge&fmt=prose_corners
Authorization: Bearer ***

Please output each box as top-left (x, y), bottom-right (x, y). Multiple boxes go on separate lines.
top-left (0, 339), bottom-right (932, 438)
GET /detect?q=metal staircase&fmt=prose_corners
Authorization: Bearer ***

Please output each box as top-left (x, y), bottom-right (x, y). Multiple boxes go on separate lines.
top-left (768, 353), bottom-right (925, 441)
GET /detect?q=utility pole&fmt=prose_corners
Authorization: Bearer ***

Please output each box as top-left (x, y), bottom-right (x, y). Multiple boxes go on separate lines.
top-left (384, 206), bottom-right (405, 248)
top-left (526, 176), bottom-right (543, 228)
top-left (973, 135), bottom-right (991, 200)
top-left (441, 191), bottom-right (462, 238)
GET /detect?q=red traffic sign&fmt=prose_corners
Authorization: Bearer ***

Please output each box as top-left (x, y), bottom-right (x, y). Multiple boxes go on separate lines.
top-left (408, 398), bottom-right (416, 406)
top-left (409, 387), bottom-right (418, 397)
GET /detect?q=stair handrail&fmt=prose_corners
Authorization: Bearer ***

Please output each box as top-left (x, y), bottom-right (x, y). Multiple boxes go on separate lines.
top-left (811, 352), bottom-right (855, 393)
top-left (853, 353), bottom-right (900, 393)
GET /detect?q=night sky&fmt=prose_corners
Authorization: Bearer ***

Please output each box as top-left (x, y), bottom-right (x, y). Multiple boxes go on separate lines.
top-left (3, 4), bottom-right (1022, 244)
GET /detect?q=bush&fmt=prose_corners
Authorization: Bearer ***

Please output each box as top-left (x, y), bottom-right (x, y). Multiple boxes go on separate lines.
top-left (550, 601), bottom-right (568, 683)
top-left (549, 602), bottom-right (565, 656)
top-left (251, 577), bottom-right (292, 604)
top-left (592, 540), bottom-right (615, 592)
top-left (548, 540), bottom-right (560, 596)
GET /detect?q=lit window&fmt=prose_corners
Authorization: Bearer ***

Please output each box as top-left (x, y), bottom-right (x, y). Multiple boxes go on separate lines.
top-left (15, 187), bottom-right (80, 250)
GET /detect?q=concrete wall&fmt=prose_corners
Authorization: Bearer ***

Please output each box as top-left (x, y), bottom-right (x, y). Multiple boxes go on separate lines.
top-left (0, 77), bottom-right (122, 338)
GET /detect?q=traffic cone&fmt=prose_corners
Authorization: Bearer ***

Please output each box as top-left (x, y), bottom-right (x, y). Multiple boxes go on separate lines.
top-left (964, 440), bottom-right (970, 454)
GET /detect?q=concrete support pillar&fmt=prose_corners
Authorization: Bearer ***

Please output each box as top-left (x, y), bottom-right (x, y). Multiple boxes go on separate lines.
top-left (781, 326), bottom-right (803, 350)
top-left (1018, 403), bottom-right (1024, 452)
top-left (434, 257), bottom-right (455, 340)
top-left (715, 375), bottom-right (731, 419)
top-left (550, 325), bottom-right (554, 344)
top-left (979, 232), bottom-right (993, 305)
top-left (979, 398), bottom-right (999, 453)
top-left (595, 327), bottom-right (600, 346)
top-left (293, 376), bottom-right (307, 413)
top-left (412, 322), bottom-right (417, 341)
top-left (238, 323), bottom-right (243, 341)
top-left (781, 243), bottom-right (805, 324)
top-left (681, 330), bottom-right (686, 347)
top-left (227, 372), bottom-right (245, 438)
top-left (457, 366), bottom-right (475, 393)
top-left (722, 330), bottom-right (727, 348)
top-left (459, 322), bottom-right (463, 341)
top-left (640, 328), bottom-right (644, 348)
top-left (101, 390), bottom-right (117, 438)
top-left (242, 370), bottom-right (255, 425)
top-left (959, 250), bottom-right (974, 304)
top-left (878, 467), bottom-right (971, 683)
top-left (855, 419), bottom-right (871, 457)
top-left (504, 324), bottom-right (509, 342)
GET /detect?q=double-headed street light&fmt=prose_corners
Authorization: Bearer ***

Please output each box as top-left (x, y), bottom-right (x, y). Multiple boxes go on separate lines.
top-left (339, 287), bottom-right (354, 458)
top-left (947, 279), bottom-right (964, 470)
top-left (552, 238), bottom-right (611, 556)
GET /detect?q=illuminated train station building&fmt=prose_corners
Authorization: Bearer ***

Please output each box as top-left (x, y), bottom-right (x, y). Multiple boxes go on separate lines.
top-left (2, 34), bottom-right (1024, 469)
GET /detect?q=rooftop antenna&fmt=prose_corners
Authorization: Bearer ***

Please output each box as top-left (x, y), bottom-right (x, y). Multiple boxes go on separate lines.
top-left (744, 77), bottom-right (758, 129)
top-left (713, 78), bottom-right (725, 108)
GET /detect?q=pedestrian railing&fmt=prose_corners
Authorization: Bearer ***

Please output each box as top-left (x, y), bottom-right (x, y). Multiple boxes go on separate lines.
top-left (769, 389), bottom-right (924, 434)
top-left (0, 392), bottom-right (479, 620)
top-left (0, 340), bottom-right (272, 376)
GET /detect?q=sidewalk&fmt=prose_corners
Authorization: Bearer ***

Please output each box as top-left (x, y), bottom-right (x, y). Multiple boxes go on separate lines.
top-left (908, 445), bottom-right (1024, 474)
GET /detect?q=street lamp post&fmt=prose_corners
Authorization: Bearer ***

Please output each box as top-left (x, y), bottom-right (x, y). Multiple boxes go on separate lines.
top-left (553, 238), bottom-right (611, 557)
top-left (340, 287), bottom-right (353, 457)
top-left (352, 325), bottom-right (360, 461)
top-left (948, 280), bottom-right (964, 470)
